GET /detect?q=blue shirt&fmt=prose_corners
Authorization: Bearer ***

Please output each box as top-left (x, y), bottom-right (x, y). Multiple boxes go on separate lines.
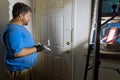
top-left (1, 24), bottom-right (38, 71)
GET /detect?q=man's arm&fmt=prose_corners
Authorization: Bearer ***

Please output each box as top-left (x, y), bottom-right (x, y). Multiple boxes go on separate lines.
top-left (13, 47), bottom-right (37, 57)
top-left (13, 44), bottom-right (44, 57)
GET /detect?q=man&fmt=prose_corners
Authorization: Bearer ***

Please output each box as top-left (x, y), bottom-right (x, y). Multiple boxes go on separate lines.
top-left (1, 2), bottom-right (44, 80)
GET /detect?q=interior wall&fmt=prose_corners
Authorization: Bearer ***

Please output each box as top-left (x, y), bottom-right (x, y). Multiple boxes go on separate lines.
top-left (0, 0), bottom-right (9, 80)
top-left (73, 0), bottom-right (92, 80)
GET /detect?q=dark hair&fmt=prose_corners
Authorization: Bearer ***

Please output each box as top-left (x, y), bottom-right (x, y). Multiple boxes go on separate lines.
top-left (12, 2), bottom-right (32, 18)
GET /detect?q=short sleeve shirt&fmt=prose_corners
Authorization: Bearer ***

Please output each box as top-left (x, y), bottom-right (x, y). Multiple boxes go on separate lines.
top-left (2, 24), bottom-right (38, 71)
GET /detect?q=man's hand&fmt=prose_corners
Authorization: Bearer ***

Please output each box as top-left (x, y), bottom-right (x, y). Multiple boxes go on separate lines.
top-left (33, 44), bottom-right (45, 52)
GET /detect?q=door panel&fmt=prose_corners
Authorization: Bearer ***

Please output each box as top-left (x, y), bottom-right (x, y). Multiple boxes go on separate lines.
top-left (52, 15), bottom-right (64, 46)
top-left (35, 0), bottom-right (73, 80)
top-left (40, 17), bottom-right (48, 43)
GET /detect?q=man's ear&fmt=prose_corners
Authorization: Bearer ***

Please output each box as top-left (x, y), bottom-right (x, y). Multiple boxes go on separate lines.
top-left (19, 13), bottom-right (24, 18)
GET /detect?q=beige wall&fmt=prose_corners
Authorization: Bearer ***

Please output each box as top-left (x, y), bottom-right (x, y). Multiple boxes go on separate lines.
top-left (0, 0), bottom-right (9, 80)
top-left (73, 0), bottom-right (91, 80)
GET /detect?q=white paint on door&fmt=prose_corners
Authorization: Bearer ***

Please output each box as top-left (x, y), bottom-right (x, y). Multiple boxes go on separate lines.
top-left (34, 0), bottom-right (73, 80)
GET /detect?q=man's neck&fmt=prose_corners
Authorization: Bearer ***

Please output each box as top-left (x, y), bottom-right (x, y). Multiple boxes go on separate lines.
top-left (9, 18), bottom-right (23, 25)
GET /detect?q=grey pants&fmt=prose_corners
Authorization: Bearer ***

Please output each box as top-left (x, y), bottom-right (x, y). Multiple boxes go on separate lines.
top-left (8, 68), bottom-right (33, 80)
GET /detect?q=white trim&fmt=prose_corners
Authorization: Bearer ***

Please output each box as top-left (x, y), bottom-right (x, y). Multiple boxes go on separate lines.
top-left (71, 0), bottom-right (75, 80)
top-left (31, 0), bottom-right (36, 39)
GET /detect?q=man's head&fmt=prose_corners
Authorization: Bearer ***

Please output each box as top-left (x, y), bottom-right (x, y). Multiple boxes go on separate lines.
top-left (12, 2), bottom-right (32, 25)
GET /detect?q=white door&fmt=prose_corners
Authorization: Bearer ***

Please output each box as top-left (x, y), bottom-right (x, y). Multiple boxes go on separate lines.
top-left (33, 0), bottom-right (73, 80)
